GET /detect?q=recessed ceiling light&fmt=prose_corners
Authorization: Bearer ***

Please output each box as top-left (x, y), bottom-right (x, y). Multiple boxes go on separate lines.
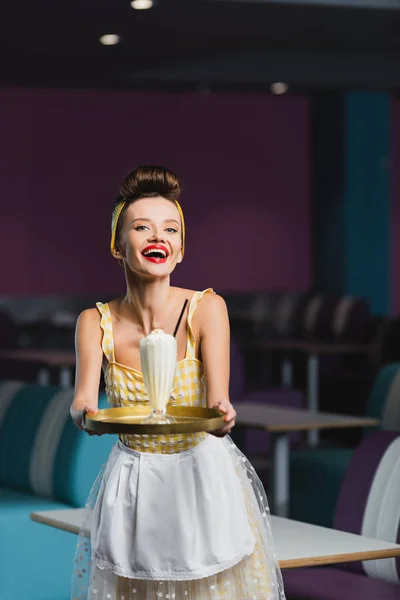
top-left (131, 0), bottom-right (154, 9)
top-left (99, 34), bottom-right (120, 46)
top-left (271, 82), bottom-right (288, 95)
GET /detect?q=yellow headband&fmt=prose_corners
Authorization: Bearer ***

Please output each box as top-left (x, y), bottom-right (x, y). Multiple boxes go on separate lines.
top-left (110, 197), bottom-right (185, 258)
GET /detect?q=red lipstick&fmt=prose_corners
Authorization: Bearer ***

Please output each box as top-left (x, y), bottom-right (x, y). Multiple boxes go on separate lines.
top-left (141, 244), bottom-right (169, 264)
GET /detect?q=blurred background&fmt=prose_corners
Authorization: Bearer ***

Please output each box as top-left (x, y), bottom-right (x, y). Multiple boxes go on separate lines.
top-left (2, 0), bottom-right (400, 598)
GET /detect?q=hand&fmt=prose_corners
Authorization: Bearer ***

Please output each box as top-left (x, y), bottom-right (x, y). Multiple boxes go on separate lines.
top-left (83, 405), bottom-right (103, 436)
top-left (71, 404), bottom-right (100, 435)
top-left (210, 399), bottom-right (236, 437)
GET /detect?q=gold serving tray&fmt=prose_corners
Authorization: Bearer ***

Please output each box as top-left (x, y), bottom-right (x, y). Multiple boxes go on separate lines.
top-left (85, 406), bottom-right (225, 435)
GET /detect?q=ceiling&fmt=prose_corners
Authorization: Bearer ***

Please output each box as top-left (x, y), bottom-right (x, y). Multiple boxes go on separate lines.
top-left (1, 0), bottom-right (400, 90)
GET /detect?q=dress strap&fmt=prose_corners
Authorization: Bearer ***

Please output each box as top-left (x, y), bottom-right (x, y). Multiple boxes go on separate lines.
top-left (95, 302), bottom-right (115, 363)
top-left (186, 288), bottom-right (215, 359)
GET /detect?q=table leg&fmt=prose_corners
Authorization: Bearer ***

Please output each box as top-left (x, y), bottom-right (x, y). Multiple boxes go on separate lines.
top-left (59, 367), bottom-right (72, 388)
top-left (307, 354), bottom-right (319, 446)
top-left (272, 433), bottom-right (290, 517)
top-left (281, 357), bottom-right (293, 387)
top-left (38, 368), bottom-right (50, 386)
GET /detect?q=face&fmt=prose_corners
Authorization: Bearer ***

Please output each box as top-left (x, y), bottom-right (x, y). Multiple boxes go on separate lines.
top-left (113, 196), bottom-right (183, 278)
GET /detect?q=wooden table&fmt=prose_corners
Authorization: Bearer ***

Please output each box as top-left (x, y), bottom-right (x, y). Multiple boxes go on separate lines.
top-left (251, 339), bottom-right (372, 445)
top-left (30, 508), bottom-right (400, 570)
top-left (0, 349), bottom-right (75, 387)
top-left (234, 401), bottom-right (379, 517)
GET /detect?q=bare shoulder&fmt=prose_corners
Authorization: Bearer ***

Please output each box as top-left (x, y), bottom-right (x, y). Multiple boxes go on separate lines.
top-left (200, 292), bottom-right (227, 311)
top-left (75, 307), bottom-right (103, 346)
top-left (195, 293), bottom-right (228, 329)
top-left (76, 307), bottom-right (101, 329)
top-left (75, 308), bottom-right (103, 357)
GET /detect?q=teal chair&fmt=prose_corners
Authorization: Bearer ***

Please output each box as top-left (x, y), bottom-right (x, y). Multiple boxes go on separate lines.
top-left (0, 381), bottom-right (115, 600)
top-left (289, 363), bottom-right (400, 527)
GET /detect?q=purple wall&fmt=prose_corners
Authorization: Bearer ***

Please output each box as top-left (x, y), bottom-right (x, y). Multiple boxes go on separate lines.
top-left (0, 88), bottom-right (311, 295)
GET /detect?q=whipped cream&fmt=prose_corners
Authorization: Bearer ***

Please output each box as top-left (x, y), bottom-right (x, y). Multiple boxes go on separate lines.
top-left (139, 329), bottom-right (177, 412)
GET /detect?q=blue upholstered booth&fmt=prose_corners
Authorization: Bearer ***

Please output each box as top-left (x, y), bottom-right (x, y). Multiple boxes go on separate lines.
top-left (0, 381), bottom-right (115, 600)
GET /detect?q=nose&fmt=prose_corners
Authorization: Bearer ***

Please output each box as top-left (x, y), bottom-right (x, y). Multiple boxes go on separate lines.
top-left (149, 228), bottom-right (166, 243)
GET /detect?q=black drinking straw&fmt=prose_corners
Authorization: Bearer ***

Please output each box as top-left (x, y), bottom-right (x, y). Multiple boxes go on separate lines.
top-left (173, 299), bottom-right (189, 337)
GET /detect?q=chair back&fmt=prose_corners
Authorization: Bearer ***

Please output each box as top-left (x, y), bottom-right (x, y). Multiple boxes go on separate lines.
top-left (334, 430), bottom-right (400, 583)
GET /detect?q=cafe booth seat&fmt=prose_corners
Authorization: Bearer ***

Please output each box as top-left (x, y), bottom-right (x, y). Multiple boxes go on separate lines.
top-left (289, 362), bottom-right (400, 527)
top-left (283, 567), bottom-right (400, 600)
top-left (0, 381), bottom-right (114, 600)
top-left (284, 430), bottom-right (400, 599)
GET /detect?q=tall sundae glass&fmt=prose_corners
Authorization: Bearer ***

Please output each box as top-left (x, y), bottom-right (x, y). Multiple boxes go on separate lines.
top-left (140, 328), bottom-right (177, 424)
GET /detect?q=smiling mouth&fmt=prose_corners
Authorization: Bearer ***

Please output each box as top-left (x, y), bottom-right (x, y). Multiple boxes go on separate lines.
top-left (141, 246), bottom-right (169, 263)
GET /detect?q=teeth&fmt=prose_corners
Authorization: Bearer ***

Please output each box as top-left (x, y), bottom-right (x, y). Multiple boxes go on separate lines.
top-left (143, 248), bottom-right (167, 257)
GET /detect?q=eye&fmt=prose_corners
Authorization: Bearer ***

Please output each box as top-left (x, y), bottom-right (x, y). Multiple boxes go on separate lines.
top-left (134, 225), bottom-right (149, 231)
top-left (165, 228), bottom-right (178, 233)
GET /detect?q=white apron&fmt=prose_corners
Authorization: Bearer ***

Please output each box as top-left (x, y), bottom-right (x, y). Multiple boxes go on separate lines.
top-left (91, 435), bottom-right (255, 580)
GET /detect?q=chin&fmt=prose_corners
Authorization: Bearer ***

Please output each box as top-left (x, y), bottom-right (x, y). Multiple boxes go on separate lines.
top-left (130, 265), bottom-right (176, 280)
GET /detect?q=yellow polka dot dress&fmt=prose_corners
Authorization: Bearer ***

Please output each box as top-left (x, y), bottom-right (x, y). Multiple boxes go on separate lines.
top-left (71, 290), bottom-right (286, 600)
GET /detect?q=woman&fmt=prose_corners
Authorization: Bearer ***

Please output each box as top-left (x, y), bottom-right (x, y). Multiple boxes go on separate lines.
top-left (70, 165), bottom-right (285, 600)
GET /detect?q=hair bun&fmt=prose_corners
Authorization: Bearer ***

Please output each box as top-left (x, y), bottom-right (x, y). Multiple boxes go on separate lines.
top-left (119, 165), bottom-right (182, 202)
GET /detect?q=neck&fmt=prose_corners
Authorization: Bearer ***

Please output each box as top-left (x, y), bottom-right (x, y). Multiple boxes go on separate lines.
top-left (123, 271), bottom-right (172, 335)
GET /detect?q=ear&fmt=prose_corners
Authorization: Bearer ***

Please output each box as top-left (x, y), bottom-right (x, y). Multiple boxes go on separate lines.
top-left (112, 246), bottom-right (124, 264)
top-left (176, 250), bottom-right (183, 264)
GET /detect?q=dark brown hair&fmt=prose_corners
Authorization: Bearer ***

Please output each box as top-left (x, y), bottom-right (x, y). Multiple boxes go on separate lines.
top-left (113, 165), bottom-right (182, 247)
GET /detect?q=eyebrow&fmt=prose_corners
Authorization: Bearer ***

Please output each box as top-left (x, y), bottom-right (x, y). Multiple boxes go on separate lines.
top-left (131, 217), bottom-right (180, 226)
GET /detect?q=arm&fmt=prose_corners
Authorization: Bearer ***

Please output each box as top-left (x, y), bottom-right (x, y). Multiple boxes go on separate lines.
top-left (70, 308), bottom-right (103, 430)
top-left (198, 293), bottom-right (236, 436)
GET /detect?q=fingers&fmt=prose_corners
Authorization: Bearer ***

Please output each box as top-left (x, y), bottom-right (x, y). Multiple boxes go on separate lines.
top-left (72, 410), bottom-right (86, 431)
top-left (223, 422), bottom-right (235, 432)
top-left (213, 401), bottom-right (236, 417)
top-left (211, 418), bottom-right (236, 437)
top-left (223, 406), bottom-right (236, 424)
top-left (71, 408), bottom-right (99, 434)
top-left (82, 406), bottom-right (97, 427)
top-left (76, 406), bottom-right (102, 436)
top-left (84, 404), bottom-right (98, 415)
top-left (224, 409), bottom-right (236, 422)
top-left (210, 401), bottom-right (236, 437)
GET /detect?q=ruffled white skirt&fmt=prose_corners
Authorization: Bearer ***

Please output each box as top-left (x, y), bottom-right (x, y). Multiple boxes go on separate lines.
top-left (71, 436), bottom-right (286, 600)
